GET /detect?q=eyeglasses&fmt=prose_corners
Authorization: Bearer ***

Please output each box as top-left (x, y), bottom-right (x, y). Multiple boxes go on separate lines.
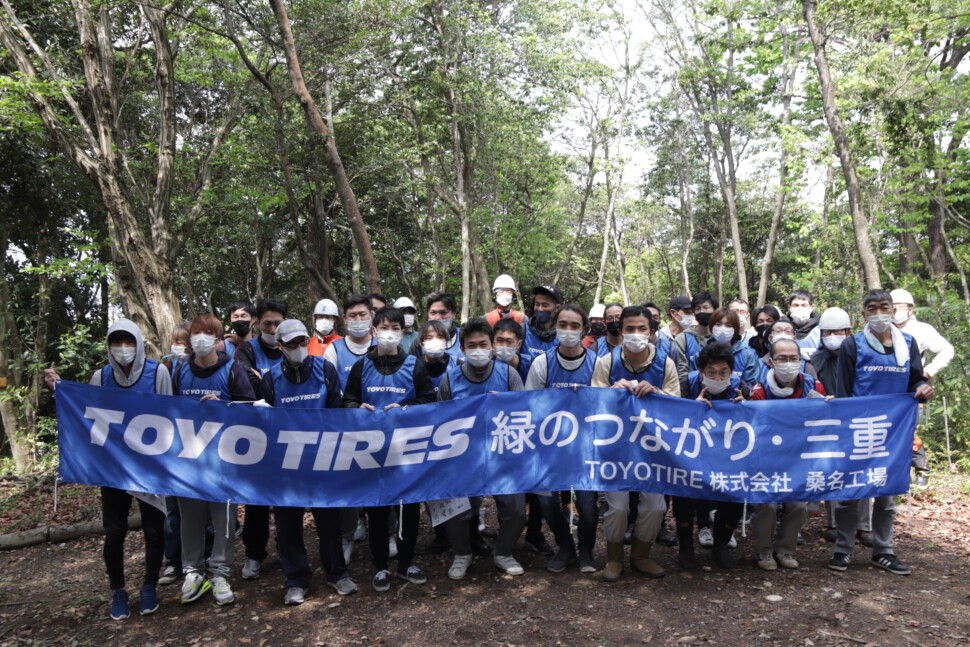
top-left (280, 338), bottom-right (309, 350)
top-left (701, 369), bottom-right (732, 379)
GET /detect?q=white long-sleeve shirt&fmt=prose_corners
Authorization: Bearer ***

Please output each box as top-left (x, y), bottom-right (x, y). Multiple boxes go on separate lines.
top-left (897, 318), bottom-right (954, 377)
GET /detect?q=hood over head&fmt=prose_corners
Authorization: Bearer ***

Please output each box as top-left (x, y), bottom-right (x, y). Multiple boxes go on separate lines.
top-left (106, 318), bottom-right (146, 387)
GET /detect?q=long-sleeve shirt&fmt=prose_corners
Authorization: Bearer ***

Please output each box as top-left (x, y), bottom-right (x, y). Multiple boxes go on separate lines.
top-left (591, 345), bottom-right (681, 396)
top-left (897, 319), bottom-right (955, 378)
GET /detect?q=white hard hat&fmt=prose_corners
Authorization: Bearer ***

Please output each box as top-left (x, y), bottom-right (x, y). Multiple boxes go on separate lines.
top-left (589, 303), bottom-right (606, 319)
top-left (313, 298), bottom-right (339, 317)
top-left (818, 307), bottom-right (851, 330)
top-left (492, 274), bottom-right (517, 292)
top-left (890, 289), bottom-right (914, 306)
top-left (393, 297), bottom-right (416, 311)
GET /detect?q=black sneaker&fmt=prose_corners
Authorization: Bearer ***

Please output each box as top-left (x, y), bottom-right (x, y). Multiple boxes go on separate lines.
top-left (828, 552), bottom-right (850, 572)
top-left (822, 528), bottom-right (838, 543)
top-left (712, 544), bottom-right (735, 569)
top-left (656, 529), bottom-right (678, 547)
top-left (372, 569), bottom-right (392, 592)
top-left (871, 553), bottom-right (911, 575)
top-left (914, 473), bottom-right (929, 488)
top-left (856, 530), bottom-right (874, 547)
top-left (524, 537), bottom-right (554, 556)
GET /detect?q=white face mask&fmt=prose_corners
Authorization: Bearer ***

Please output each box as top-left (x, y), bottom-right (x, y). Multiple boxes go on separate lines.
top-left (438, 317), bottom-right (454, 330)
top-left (770, 332), bottom-right (796, 344)
top-left (283, 345), bottom-right (308, 365)
top-left (711, 325), bottom-right (734, 344)
top-left (773, 360), bottom-right (801, 383)
top-left (822, 334), bottom-right (845, 352)
top-left (190, 334), bottom-right (217, 357)
top-left (110, 346), bottom-right (136, 366)
top-left (496, 292), bottom-right (513, 307)
top-left (867, 313), bottom-right (892, 333)
top-left (376, 330), bottom-right (403, 352)
top-left (403, 314), bottom-right (415, 328)
top-left (623, 333), bottom-right (650, 354)
top-left (702, 375), bottom-right (731, 395)
top-left (892, 311), bottom-right (909, 325)
top-left (314, 318), bottom-right (334, 335)
top-left (346, 319), bottom-right (372, 338)
top-left (678, 314), bottom-right (695, 328)
top-left (556, 329), bottom-right (582, 348)
top-left (790, 306), bottom-right (812, 325)
top-left (260, 331), bottom-right (277, 346)
top-left (170, 344), bottom-right (187, 360)
top-left (493, 345), bottom-right (518, 362)
top-left (423, 339), bottom-right (446, 359)
top-left (465, 348), bottom-right (491, 368)
top-left (738, 314), bottom-right (749, 329)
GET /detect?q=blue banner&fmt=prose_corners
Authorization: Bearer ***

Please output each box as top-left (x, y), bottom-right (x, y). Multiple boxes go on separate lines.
top-left (56, 381), bottom-right (917, 506)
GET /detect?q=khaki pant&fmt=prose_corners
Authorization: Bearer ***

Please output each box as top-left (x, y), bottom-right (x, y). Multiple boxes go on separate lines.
top-left (603, 491), bottom-right (664, 543)
top-left (751, 502), bottom-right (807, 555)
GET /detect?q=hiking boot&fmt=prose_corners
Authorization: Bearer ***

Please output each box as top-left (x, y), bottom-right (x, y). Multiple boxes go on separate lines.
top-left (158, 564), bottom-right (179, 586)
top-left (546, 548), bottom-right (578, 573)
top-left (329, 577), bottom-right (358, 595)
top-left (284, 587), bottom-right (307, 606)
top-left (756, 551), bottom-right (777, 571)
top-left (397, 565), bottom-right (427, 585)
top-left (856, 530), bottom-right (873, 547)
top-left (579, 547), bottom-right (597, 573)
top-left (372, 569), bottom-right (392, 592)
top-left (828, 552), bottom-right (851, 572)
top-left (602, 541), bottom-right (624, 582)
top-left (109, 589), bottom-right (130, 620)
top-left (448, 554), bottom-right (473, 580)
top-left (241, 558), bottom-right (261, 580)
top-left (181, 572), bottom-right (211, 604)
top-left (211, 576), bottom-right (234, 606)
top-left (776, 552), bottom-right (799, 569)
top-left (698, 527), bottom-right (714, 547)
top-left (494, 555), bottom-right (524, 576)
top-left (138, 584), bottom-right (159, 616)
top-left (871, 553), bottom-right (911, 575)
top-left (631, 539), bottom-right (665, 578)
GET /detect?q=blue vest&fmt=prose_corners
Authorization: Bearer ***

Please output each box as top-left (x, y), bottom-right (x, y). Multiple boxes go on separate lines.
top-left (758, 355), bottom-right (810, 385)
top-left (524, 326), bottom-right (558, 358)
top-left (176, 360), bottom-right (234, 400)
top-left (608, 346), bottom-right (667, 389)
top-left (543, 348), bottom-right (596, 388)
top-left (102, 359), bottom-right (159, 393)
top-left (248, 338), bottom-right (280, 376)
top-left (224, 339), bottom-right (236, 357)
top-left (332, 338), bottom-right (373, 391)
top-left (596, 336), bottom-right (618, 358)
top-left (762, 373), bottom-right (817, 400)
top-left (447, 361), bottom-right (510, 399)
top-left (360, 354), bottom-right (417, 409)
top-left (426, 355), bottom-right (457, 394)
top-left (516, 353), bottom-right (533, 383)
top-left (443, 335), bottom-right (466, 362)
top-left (270, 356), bottom-right (330, 409)
top-left (683, 332), bottom-right (703, 373)
top-left (852, 331), bottom-right (912, 396)
top-left (686, 371), bottom-right (742, 399)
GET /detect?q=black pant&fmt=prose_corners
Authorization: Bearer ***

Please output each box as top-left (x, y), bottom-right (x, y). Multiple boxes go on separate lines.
top-left (101, 487), bottom-right (165, 590)
top-left (243, 504), bottom-right (270, 562)
top-left (366, 503), bottom-right (419, 572)
top-left (913, 445), bottom-right (928, 473)
top-left (673, 497), bottom-right (741, 545)
top-left (274, 506), bottom-right (348, 589)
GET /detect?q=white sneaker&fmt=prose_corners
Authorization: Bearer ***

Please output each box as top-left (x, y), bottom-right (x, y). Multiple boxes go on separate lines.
top-left (776, 552), bottom-right (799, 569)
top-left (756, 551), bottom-right (778, 571)
top-left (494, 555), bottom-right (524, 576)
top-left (388, 536), bottom-right (399, 559)
top-left (180, 572), bottom-right (210, 604)
top-left (728, 533), bottom-right (737, 549)
top-left (241, 558), bottom-right (261, 580)
top-left (158, 564), bottom-right (178, 586)
top-left (698, 527), bottom-right (714, 547)
top-left (353, 516), bottom-right (367, 541)
top-left (342, 538), bottom-right (354, 564)
top-left (210, 576), bottom-right (234, 606)
top-left (448, 554), bottom-right (473, 580)
top-left (284, 587), bottom-right (307, 605)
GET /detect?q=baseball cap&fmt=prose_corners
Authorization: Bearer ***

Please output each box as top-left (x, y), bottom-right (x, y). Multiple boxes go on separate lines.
top-left (276, 319), bottom-right (309, 344)
top-left (532, 284), bottom-right (563, 304)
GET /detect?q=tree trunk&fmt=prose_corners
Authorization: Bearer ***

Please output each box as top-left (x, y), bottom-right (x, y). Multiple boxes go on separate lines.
top-left (553, 134), bottom-right (598, 285)
top-left (803, 0), bottom-right (881, 289)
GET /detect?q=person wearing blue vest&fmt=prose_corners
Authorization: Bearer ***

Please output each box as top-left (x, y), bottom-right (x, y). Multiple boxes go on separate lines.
top-left (592, 306), bottom-right (680, 582)
top-left (524, 305), bottom-right (596, 573)
top-left (788, 288), bottom-right (822, 361)
top-left (324, 294), bottom-right (376, 392)
top-left (829, 289), bottom-right (933, 576)
top-left (593, 302), bottom-right (623, 357)
top-left (523, 284), bottom-right (562, 358)
top-left (258, 319), bottom-right (356, 605)
top-left (658, 296), bottom-right (693, 344)
top-left (493, 317), bottom-right (533, 383)
top-left (406, 291), bottom-right (463, 360)
top-left (343, 307), bottom-right (436, 593)
top-left (437, 318), bottom-right (527, 580)
top-left (673, 291), bottom-right (718, 379)
top-left (756, 320), bottom-right (820, 386)
top-left (748, 338), bottom-right (828, 571)
top-left (45, 319), bottom-right (172, 620)
top-left (222, 299), bottom-right (256, 359)
top-left (172, 314), bottom-right (256, 608)
top-left (416, 319), bottom-right (459, 393)
top-left (708, 307), bottom-right (760, 387)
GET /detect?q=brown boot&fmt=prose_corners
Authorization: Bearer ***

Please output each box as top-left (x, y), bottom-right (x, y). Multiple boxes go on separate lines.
top-left (602, 541), bottom-right (625, 582)
top-left (631, 538), bottom-right (665, 578)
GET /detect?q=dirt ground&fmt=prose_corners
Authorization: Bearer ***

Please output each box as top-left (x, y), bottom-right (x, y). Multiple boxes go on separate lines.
top-left (1, 478), bottom-right (969, 647)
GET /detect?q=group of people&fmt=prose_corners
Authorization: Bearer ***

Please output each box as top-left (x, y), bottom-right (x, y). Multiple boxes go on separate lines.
top-left (43, 275), bottom-right (952, 620)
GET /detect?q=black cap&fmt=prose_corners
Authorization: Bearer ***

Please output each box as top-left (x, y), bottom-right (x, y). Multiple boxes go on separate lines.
top-left (532, 284), bottom-right (563, 304)
top-left (667, 296), bottom-right (692, 312)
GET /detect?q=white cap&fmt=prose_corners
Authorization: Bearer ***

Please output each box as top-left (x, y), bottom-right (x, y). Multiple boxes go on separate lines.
top-left (890, 289), bottom-right (914, 306)
top-left (276, 319), bottom-right (309, 343)
top-left (589, 303), bottom-right (606, 319)
top-left (818, 307), bottom-right (851, 330)
top-left (492, 274), bottom-right (516, 292)
top-left (313, 299), bottom-right (339, 317)
top-left (393, 297), bottom-right (416, 311)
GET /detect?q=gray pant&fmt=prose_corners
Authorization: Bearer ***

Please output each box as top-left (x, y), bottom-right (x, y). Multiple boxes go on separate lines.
top-left (178, 497), bottom-right (237, 578)
top-left (826, 498), bottom-right (871, 531)
top-left (604, 491), bottom-right (664, 543)
top-left (445, 494), bottom-right (525, 556)
top-left (751, 502), bottom-right (807, 555)
top-left (834, 496), bottom-right (895, 556)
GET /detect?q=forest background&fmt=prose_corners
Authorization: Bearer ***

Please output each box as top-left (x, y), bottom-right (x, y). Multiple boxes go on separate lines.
top-left (0, 0), bottom-right (968, 476)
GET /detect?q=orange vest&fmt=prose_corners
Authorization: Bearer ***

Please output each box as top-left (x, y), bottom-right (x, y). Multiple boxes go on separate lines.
top-left (484, 308), bottom-right (526, 327)
top-left (308, 333), bottom-right (342, 357)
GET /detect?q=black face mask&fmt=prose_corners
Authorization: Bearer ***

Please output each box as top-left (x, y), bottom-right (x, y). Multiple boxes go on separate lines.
top-left (649, 318), bottom-right (660, 332)
top-left (695, 312), bottom-right (713, 328)
top-left (590, 322), bottom-right (607, 336)
top-left (606, 321), bottom-right (621, 336)
top-left (534, 310), bottom-right (552, 325)
top-left (755, 323), bottom-right (770, 337)
top-left (231, 320), bottom-right (251, 337)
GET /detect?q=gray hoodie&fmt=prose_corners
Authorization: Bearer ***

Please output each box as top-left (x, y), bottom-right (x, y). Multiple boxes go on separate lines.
top-left (90, 318), bottom-right (173, 394)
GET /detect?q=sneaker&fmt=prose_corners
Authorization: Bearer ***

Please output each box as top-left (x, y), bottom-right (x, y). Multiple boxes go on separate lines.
top-left (712, 544), bottom-right (735, 569)
top-left (448, 554), bottom-right (473, 580)
top-left (109, 589), bottom-right (130, 620)
top-left (342, 538), bottom-right (354, 564)
top-left (822, 527), bottom-right (838, 543)
top-left (656, 529), bottom-right (678, 547)
top-left (871, 553), bottom-right (911, 575)
top-left (181, 572), bottom-right (211, 604)
top-left (372, 569), bottom-right (392, 592)
top-left (698, 527), bottom-right (714, 548)
top-left (546, 548), bottom-right (578, 573)
top-left (623, 523), bottom-right (634, 545)
top-left (677, 550), bottom-right (697, 570)
top-left (388, 536), bottom-right (399, 559)
top-left (284, 587), bottom-right (307, 606)
top-left (579, 548), bottom-right (597, 573)
top-left (241, 558), bottom-right (261, 580)
top-left (856, 530), bottom-right (874, 547)
top-left (353, 516), bottom-right (367, 541)
top-left (397, 565), bottom-right (428, 585)
top-left (796, 532), bottom-right (805, 546)
top-left (914, 473), bottom-right (929, 488)
top-left (728, 533), bottom-right (737, 549)
top-left (329, 577), bottom-right (358, 595)
top-left (211, 576), bottom-right (234, 605)
top-left (776, 552), bottom-right (799, 569)
top-left (158, 564), bottom-right (179, 586)
top-left (138, 584), bottom-right (159, 616)
top-left (494, 555), bottom-right (524, 576)
top-left (828, 552), bottom-right (851, 572)
top-left (756, 551), bottom-right (777, 571)
top-left (523, 537), bottom-right (554, 556)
